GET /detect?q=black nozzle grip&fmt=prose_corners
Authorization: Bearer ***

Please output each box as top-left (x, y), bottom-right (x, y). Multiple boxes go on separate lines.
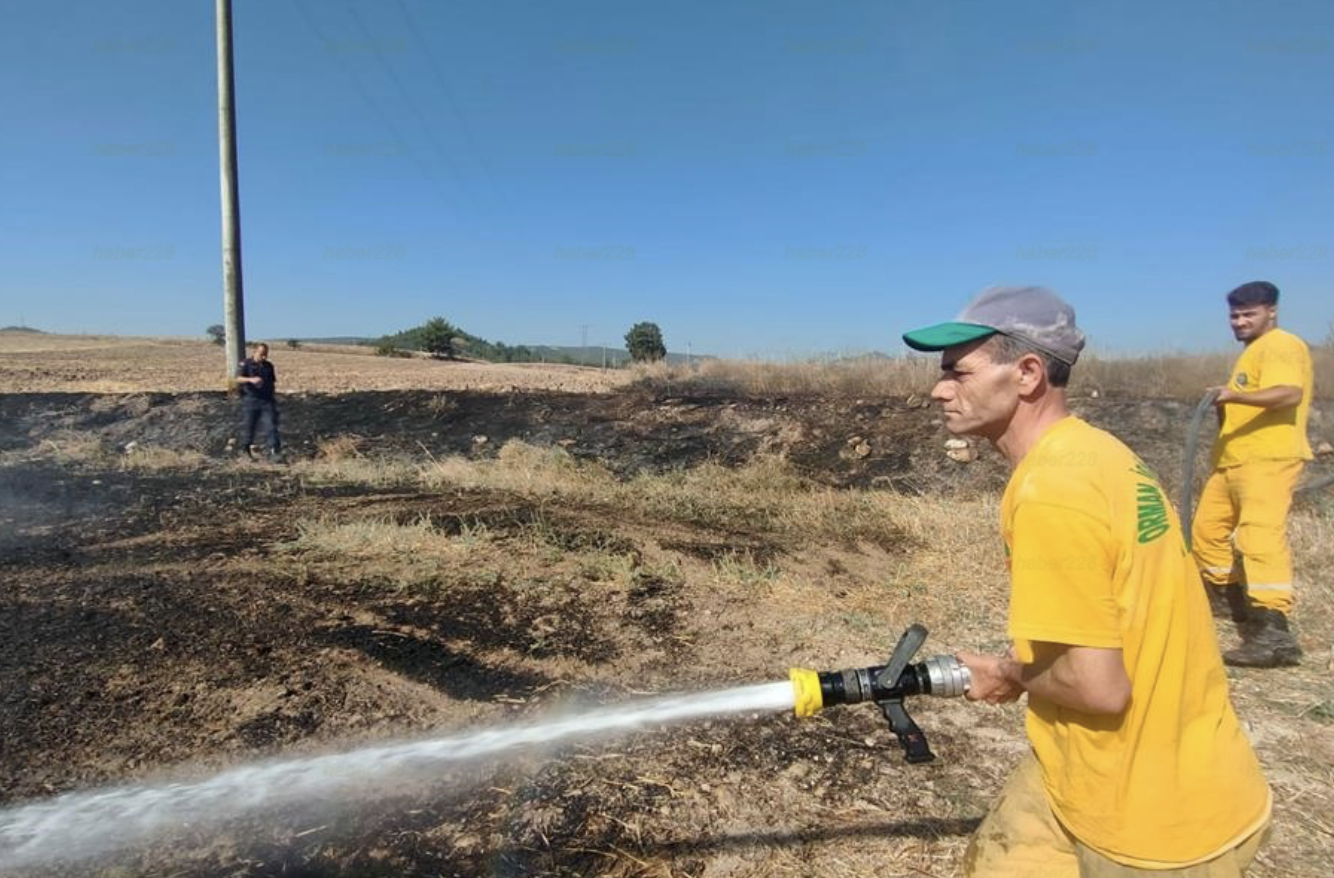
top-left (882, 700), bottom-right (935, 763)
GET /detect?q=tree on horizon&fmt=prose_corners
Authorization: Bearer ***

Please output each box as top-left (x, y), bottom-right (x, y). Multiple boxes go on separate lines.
top-left (625, 321), bottom-right (666, 362)
top-left (419, 316), bottom-right (458, 359)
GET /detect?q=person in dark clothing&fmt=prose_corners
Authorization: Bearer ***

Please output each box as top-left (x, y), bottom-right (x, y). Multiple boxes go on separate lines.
top-left (236, 342), bottom-right (282, 462)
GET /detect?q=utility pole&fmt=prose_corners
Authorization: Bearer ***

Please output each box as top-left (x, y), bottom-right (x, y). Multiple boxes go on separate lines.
top-left (216, 0), bottom-right (246, 381)
top-left (579, 323), bottom-right (590, 367)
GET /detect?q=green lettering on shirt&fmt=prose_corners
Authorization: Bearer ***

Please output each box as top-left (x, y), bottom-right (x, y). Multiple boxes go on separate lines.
top-left (1135, 480), bottom-right (1170, 544)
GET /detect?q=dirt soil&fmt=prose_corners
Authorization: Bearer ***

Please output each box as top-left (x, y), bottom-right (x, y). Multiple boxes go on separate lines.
top-left (3, 351), bottom-right (1333, 876)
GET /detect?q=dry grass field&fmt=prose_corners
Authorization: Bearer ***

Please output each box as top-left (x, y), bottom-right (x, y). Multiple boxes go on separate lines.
top-left (1, 332), bottom-right (1332, 877)
top-left (4, 329), bottom-right (1331, 401)
top-left (631, 342), bottom-right (1334, 402)
top-left (0, 332), bottom-right (630, 395)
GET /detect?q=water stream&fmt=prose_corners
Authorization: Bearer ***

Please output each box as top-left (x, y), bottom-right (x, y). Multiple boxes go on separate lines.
top-left (0, 681), bottom-right (795, 870)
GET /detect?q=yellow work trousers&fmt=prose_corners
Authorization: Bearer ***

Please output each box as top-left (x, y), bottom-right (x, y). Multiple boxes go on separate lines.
top-left (1191, 460), bottom-right (1304, 614)
top-left (964, 755), bottom-right (1268, 877)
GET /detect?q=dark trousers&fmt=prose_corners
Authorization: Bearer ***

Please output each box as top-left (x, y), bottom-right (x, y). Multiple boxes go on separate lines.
top-left (240, 398), bottom-right (281, 453)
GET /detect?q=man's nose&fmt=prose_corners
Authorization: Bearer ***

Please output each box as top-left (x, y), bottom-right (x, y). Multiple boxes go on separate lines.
top-left (930, 380), bottom-right (951, 401)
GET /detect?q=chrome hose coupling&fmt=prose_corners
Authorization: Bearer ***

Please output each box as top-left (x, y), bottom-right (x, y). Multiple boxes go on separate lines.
top-left (920, 654), bottom-right (972, 698)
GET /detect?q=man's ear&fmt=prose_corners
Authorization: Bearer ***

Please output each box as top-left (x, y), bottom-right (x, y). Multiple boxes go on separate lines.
top-left (1016, 352), bottom-right (1047, 395)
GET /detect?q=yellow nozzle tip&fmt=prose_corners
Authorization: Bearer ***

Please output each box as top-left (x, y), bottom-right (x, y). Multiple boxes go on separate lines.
top-left (790, 668), bottom-right (823, 717)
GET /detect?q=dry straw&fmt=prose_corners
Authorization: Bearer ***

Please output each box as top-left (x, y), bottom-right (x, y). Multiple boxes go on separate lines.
top-left (629, 334), bottom-right (1333, 402)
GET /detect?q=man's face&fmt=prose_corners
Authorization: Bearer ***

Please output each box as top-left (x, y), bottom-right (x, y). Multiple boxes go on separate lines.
top-left (254, 345), bottom-right (268, 362)
top-left (930, 338), bottom-right (1022, 439)
top-left (1228, 304), bottom-right (1276, 342)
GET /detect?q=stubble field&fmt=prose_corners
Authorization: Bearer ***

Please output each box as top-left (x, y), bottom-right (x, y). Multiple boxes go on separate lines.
top-left (2, 332), bottom-right (1332, 877)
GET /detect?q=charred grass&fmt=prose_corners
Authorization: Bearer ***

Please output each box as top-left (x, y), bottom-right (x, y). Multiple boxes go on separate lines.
top-left (2, 427), bottom-right (1332, 877)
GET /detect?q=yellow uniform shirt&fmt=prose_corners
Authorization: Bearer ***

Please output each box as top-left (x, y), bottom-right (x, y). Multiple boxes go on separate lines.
top-left (1212, 327), bottom-right (1314, 468)
top-left (1003, 417), bottom-right (1270, 866)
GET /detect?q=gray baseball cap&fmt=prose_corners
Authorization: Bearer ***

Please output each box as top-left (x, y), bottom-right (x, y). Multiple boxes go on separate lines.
top-left (902, 285), bottom-right (1086, 365)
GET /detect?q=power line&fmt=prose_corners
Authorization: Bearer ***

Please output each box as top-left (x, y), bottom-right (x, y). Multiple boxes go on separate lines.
top-left (288, 0), bottom-right (461, 219)
top-left (345, 4), bottom-right (483, 220)
top-left (391, 0), bottom-right (510, 215)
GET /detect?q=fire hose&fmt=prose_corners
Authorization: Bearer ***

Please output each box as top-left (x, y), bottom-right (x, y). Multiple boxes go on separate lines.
top-left (789, 623), bottom-right (970, 763)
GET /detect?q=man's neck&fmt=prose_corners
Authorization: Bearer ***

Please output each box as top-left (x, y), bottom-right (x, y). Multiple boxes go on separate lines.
top-left (993, 392), bottom-right (1071, 468)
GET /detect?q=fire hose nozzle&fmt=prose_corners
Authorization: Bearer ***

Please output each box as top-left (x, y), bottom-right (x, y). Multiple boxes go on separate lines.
top-left (788, 655), bottom-right (971, 717)
top-left (788, 625), bottom-right (966, 762)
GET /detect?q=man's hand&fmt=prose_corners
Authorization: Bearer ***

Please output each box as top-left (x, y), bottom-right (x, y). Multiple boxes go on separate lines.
top-left (956, 650), bottom-right (1024, 705)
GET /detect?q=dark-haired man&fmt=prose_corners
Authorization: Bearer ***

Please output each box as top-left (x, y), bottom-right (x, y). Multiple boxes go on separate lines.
top-left (1192, 281), bottom-right (1313, 667)
top-left (904, 286), bottom-right (1269, 876)
top-left (236, 342), bottom-right (282, 463)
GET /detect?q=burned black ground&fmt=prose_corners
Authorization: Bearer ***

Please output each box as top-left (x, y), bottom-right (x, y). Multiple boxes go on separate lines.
top-left (2, 389), bottom-right (1331, 877)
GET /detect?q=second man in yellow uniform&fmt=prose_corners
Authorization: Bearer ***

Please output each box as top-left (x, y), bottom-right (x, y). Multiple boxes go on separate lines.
top-left (1192, 280), bottom-right (1313, 667)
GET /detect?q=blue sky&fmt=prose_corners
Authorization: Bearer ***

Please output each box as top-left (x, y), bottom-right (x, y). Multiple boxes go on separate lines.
top-left (0, 0), bottom-right (1330, 357)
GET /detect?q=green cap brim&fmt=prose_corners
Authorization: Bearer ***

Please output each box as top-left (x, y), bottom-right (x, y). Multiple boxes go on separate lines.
top-left (901, 322), bottom-right (997, 352)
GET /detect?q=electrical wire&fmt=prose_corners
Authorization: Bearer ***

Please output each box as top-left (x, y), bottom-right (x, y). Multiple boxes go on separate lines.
top-left (287, 0), bottom-right (462, 219)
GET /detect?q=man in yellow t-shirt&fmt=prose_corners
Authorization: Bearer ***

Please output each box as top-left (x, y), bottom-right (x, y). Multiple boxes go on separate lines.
top-left (1192, 281), bottom-right (1312, 668)
top-left (903, 286), bottom-right (1270, 876)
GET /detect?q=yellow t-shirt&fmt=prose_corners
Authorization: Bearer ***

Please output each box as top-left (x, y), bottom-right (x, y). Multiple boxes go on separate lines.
top-left (1212, 327), bottom-right (1314, 468)
top-left (1003, 417), bottom-right (1270, 866)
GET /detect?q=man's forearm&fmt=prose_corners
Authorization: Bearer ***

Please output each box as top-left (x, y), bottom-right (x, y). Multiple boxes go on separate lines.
top-left (1219, 385), bottom-right (1302, 409)
top-left (1017, 646), bottom-right (1131, 715)
top-left (963, 646), bottom-right (1130, 715)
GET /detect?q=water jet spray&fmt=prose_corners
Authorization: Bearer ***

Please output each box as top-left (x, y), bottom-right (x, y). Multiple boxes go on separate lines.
top-left (0, 623), bottom-right (965, 869)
